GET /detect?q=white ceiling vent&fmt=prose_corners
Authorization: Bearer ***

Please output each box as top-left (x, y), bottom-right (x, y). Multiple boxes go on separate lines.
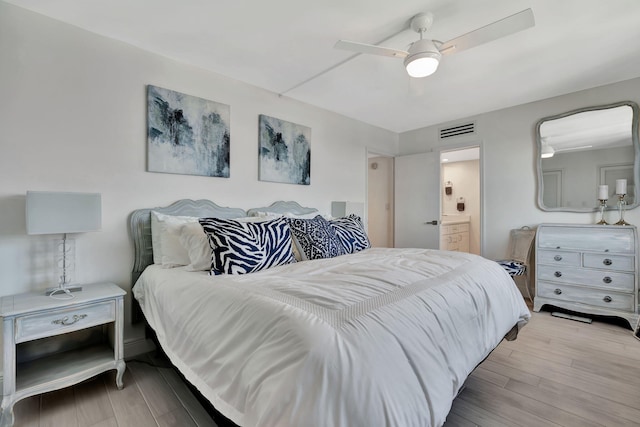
top-left (439, 122), bottom-right (475, 139)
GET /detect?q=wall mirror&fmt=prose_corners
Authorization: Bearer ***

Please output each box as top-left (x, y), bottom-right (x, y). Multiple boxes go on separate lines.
top-left (536, 101), bottom-right (640, 212)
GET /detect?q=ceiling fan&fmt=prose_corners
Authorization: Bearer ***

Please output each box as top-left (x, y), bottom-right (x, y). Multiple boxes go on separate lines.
top-left (334, 8), bottom-right (534, 78)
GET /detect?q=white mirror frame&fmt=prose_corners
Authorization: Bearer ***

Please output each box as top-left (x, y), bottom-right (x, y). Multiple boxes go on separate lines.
top-left (536, 101), bottom-right (640, 212)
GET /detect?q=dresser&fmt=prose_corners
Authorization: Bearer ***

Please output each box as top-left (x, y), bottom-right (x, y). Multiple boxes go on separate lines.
top-left (534, 224), bottom-right (639, 328)
top-left (440, 221), bottom-right (470, 252)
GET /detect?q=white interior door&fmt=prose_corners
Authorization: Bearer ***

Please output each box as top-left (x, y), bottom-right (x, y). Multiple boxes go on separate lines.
top-left (394, 152), bottom-right (440, 249)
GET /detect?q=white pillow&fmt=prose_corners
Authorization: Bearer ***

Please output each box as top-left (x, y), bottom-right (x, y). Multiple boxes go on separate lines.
top-left (179, 221), bottom-right (212, 271)
top-left (249, 211), bottom-right (284, 218)
top-left (250, 210), bottom-right (326, 220)
top-left (150, 211), bottom-right (198, 268)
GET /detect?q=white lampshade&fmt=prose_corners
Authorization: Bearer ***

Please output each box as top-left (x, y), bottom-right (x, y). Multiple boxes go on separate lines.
top-left (26, 191), bottom-right (102, 235)
top-left (404, 39), bottom-right (441, 78)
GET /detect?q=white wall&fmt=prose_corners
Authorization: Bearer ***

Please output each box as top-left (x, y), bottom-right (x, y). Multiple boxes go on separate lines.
top-left (400, 77), bottom-right (640, 260)
top-left (541, 146), bottom-right (634, 208)
top-left (0, 2), bottom-right (397, 345)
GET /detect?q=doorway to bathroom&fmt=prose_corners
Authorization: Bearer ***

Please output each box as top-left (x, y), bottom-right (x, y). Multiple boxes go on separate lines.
top-left (440, 146), bottom-right (481, 255)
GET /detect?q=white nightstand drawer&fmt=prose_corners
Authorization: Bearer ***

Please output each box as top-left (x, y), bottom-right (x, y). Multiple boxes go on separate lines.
top-left (583, 253), bottom-right (635, 272)
top-left (537, 250), bottom-right (581, 266)
top-left (15, 301), bottom-right (115, 343)
top-left (538, 282), bottom-right (634, 312)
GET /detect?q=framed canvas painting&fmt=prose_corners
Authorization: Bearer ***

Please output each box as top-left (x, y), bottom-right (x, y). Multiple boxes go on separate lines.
top-left (258, 115), bottom-right (311, 185)
top-left (147, 85), bottom-right (230, 177)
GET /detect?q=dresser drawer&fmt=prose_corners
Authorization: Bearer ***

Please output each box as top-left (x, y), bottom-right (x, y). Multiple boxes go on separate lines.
top-left (537, 250), bottom-right (581, 266)
top-left (537, 265), bottom-right (635, 292)
top-left (441, 223), bottom-right (469, 235)
top-left (538, 281), bottom-right (634, 312)
top-left (583, 253), bottom-right (635, 272)
top-left (15, 300), bottom-right (116, 343)
top-left (537, 226), bottom-right (635, 253)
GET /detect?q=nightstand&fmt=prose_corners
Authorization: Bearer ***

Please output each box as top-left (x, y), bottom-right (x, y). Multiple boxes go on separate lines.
top-left (0, 283), bottom-right (126, 427)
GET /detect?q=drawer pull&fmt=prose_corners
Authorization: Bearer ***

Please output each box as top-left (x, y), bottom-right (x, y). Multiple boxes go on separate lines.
top-left (603, 296), bottom-right (612, 303)
top-left (554, 271), bottom-right (562, 278)
top-left (554, 288), bottom-right (562, 295)
top-left (554, 255), bottom-right (563, 261)
top-left (52, 314), bottom-right (87, 326)
top-left (603, 276), bottom-right (612, 284)
top-left (603, 258), bottom-right (613, 266)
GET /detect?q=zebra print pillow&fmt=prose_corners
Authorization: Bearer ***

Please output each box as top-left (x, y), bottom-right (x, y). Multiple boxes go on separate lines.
top-left (329, 214), bottom-right (371, 254)
top-left (286, 216), bottom-right (346, 260)
top-left (198, 217), bottom-right (296, 275)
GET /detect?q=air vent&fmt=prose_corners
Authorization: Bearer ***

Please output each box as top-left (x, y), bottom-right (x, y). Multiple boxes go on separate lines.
top-left (439, 122), bottom-right (475, 139)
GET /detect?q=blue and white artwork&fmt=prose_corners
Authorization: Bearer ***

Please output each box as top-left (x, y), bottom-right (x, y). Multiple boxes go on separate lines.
top-left (259, 115), bottom-right (311, 185)
top-left (147, 85), bottom-right (230, 177)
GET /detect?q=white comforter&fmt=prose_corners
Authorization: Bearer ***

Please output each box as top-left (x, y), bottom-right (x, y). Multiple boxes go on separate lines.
top-left (133, 248), bottom-right (530, 427)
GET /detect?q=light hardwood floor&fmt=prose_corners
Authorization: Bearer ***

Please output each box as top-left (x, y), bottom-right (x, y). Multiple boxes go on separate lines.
top-left (11, 310), bottom-right (640, 427)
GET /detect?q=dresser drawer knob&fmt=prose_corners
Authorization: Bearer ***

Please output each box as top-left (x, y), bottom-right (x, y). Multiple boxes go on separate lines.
top-left (52, 314), bottom-right (87, 326)
top-left (554, 288), bottom-right (562, 295)
top-left (554, 255), bottom-right (563, 261)
top-left (603, 258), bottom-right (613, 266)
top-left (603, 276), bottom-right (612, 284)
top-left (603, 296), bottom-right (612, 303)
top-left (554, 271), bottom-right (562, 278)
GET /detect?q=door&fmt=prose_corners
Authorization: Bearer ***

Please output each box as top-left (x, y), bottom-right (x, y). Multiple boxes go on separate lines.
top-left (394, 152), bottom-right (440, 249)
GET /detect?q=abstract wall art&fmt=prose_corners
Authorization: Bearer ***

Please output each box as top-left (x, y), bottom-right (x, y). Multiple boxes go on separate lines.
top-left (258, 115), bottom-right (311, 185)
top-left (147, 85), bottom-right (230, 177)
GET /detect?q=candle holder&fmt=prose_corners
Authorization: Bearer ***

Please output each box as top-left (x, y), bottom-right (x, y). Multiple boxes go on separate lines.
top-left (614, 194), bottom-right (631, 226)
top-left (596, 199), bottom-right (608, 225)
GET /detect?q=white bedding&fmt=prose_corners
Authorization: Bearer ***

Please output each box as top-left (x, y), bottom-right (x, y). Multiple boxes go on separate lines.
top-left (133, 248), bottom-right (530, 427)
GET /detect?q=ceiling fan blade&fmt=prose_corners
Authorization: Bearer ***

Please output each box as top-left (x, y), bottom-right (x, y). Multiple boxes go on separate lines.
top-left (335, 40), bottom-right (408, 58)
top-left (438, 8), bottom-right (534, 55)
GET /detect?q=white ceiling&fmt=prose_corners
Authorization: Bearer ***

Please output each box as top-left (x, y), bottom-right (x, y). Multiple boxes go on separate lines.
top-left (7, 0), bottom-right (640, 133)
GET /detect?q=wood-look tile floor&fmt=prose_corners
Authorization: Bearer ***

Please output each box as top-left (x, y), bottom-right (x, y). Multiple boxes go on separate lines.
top-left (11, 310), bottom-right (640, 427)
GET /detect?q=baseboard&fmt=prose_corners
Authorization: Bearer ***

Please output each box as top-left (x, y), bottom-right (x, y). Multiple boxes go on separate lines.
top-left (124, 337), bottom-right (156, 359)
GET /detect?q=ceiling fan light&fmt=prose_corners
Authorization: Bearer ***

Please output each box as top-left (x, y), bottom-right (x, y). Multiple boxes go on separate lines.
top-left (405, 56), bottom-right (440, 77)
top-left (404, 39), bottom-right (442, 78)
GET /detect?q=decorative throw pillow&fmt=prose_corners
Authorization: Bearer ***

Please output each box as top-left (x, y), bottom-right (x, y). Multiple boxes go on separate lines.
top-left (286, 216), bottom-right (346, 260)
top-left (198, 217), bottom-right (296, 275)
top-left (329, 214), bottom-right (372, 254)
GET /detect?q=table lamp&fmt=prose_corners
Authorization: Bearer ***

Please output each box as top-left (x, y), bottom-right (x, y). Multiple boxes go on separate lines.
top-left (26, 191), bottom-right (102, 296)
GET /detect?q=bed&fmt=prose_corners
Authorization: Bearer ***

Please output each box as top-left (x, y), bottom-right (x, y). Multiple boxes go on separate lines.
top-left (130, 199), bottom-right (530, 427)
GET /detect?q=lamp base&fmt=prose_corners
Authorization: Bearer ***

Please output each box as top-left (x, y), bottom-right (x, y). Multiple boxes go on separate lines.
top-left (614, 219), bottom-right (631, 226)
top-left (45, 285), bottom-right (83, 296)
